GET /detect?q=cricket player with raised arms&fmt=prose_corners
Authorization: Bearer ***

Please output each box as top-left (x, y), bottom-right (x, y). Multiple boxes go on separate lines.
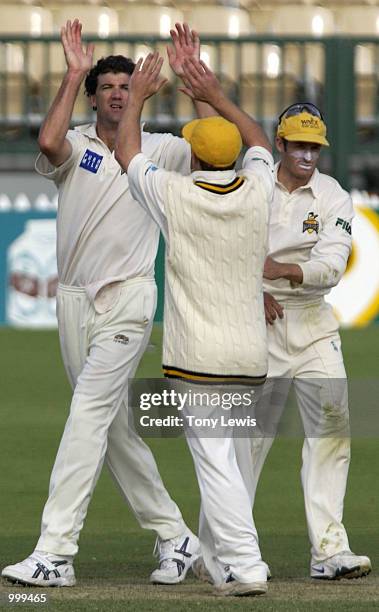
top-left (2, 20), bottom-right (211, 587)
top-left (115, 51), bottom-right (275, 597)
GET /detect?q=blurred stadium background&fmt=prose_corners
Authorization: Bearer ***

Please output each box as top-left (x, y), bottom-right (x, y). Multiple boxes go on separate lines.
top-left (0, 0), bottom-right (379, 327)
top-left (0, 1), bottom-right (378, 609)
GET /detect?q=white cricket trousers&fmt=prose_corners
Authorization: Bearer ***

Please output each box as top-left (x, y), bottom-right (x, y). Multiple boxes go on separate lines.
top-left (37, 279), bottom-right (185, 556)
top-left (246, 300), bottom-right (351, 562)
top-left (178, 381), bottom-right (267, 585)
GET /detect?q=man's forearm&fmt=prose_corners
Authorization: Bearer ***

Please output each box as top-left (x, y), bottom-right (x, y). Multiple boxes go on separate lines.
top-left (181, 57), bottom-right (271, 151)
top-left (264, 256), bottom-right (304, 284)
top-left (269, 262), bottom-right (303, 284)
top-left (114, 95), bottom-right (143, 171)
top-left (193, 100), bottom-right (218, 119)
top-left (38, 70), bottom-right (86, 153)
top-left (208, 93), bottom-right (271, 152)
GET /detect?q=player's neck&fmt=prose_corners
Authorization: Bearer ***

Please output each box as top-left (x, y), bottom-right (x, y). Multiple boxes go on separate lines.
top-left (95, 122), bottom-right (118, 152)
top-left (277, 164), bottom-right (311, 193)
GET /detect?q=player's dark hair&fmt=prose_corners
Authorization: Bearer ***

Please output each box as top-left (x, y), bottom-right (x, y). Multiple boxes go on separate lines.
top-left (84, 55), bottom-right (136, 97)
top-left (199, 159), bottom-right (236, 171)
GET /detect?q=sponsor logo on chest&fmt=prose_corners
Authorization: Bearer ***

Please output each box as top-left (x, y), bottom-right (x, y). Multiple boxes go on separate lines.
top-left (79, 149), bottom-right (103, 174)
top-left (302, 212), bottom-right (319, 234)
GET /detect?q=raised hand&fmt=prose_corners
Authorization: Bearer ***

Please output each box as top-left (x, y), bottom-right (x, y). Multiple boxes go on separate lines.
top-left (129, 52), bottom-right (167, 101)
top-left (167, 22), bottom-right (200, 78)
top-left (180, 57), bottom-right (224, 106)
top-left (61, 19), bottom-right (94, 75)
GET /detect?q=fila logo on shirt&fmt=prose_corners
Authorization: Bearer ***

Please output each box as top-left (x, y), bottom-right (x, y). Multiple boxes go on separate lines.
top-left (336, 217), bottom-right (352, 235)
top-left (79, 149), bottom-right (103, 174)
top-left (302, 212), bottom-right (319, 234)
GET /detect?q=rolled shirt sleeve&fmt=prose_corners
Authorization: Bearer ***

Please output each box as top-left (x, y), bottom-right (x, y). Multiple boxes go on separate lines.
top-left (241, 146), bottom-right (275, 201)
top-left (156, 134), bottom-right (191, 174)
top-left (127, 153), bottom-right (171, 240)
top-left (300, 188), bottom-right (354, 289)
top-left (142, 131), bottom-right (191, 175)
top-left (35, 131), bottom-right (82, 184)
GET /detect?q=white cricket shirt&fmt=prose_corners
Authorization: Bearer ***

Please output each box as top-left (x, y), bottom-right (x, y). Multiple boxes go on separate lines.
top-left (263, 164), bottom-right (354, 305)
top-left (35, 123), bottom-right (190, 301)
top-left (128, 146), bottom-right (275, 380)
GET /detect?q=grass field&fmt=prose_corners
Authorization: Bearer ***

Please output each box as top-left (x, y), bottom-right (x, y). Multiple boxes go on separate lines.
top-left (0, 325), bottom-right (378, 611)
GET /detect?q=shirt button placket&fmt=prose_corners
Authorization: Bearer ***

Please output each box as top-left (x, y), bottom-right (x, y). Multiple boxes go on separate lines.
top-left (279, 192), bottom-right (291, 225)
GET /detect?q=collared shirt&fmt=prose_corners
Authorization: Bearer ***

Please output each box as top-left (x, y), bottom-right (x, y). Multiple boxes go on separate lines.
top-left (127, 146), bottom-right (275, 240)
top-left (35, 123), bottom-right (191, 300)
top-left (263, 163), bottom-right (354, 304)
top-left (127, 145), bottom-right (275, 380)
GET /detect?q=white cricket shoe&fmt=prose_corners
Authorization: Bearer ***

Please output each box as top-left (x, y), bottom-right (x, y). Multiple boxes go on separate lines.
top-left (150, 529), bottom-right (200, 584)
top-left (192, 556), bottom-right (272, 584)
top-left (214, 574), bottom-right (267, 597)
top-left (311, 551), bottom-right (372, 580)
top-left (1, 551), bottom-right (76, 587)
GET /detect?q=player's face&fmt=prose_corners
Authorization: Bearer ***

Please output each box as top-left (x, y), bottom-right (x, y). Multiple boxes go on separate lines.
top-left (276, 138), bottom-right (322, 183)
top-left (91, 72), bottom-right (131, 126)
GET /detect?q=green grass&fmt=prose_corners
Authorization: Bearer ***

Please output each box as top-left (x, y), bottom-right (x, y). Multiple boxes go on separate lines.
top-left (0, 325), bottom-right (378, 610)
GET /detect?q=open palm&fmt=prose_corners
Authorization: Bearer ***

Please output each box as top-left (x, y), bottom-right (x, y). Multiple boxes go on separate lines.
top-left (61, 19), bottom-right (94, 73)
top-left (167, 22), bottom-right (200, 78)
top-left (130, 53), bottom-right (167, 100)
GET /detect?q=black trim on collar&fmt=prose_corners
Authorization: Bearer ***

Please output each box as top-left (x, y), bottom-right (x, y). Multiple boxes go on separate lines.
top-left (194, 176), bottom-right (245, 195)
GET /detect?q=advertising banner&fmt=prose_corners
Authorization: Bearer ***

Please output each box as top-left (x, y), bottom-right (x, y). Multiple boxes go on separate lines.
top-left (0, 180), bottom-right (379, 328)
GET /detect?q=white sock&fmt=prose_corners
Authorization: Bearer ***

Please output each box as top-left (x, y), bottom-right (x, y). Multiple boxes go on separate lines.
top-left (35, 549), bottom-right (74, 564)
